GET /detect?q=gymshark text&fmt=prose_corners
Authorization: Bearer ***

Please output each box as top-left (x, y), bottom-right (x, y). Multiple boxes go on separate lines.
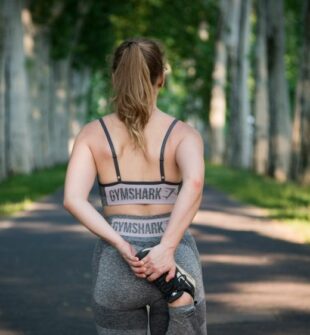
top-left (111, 221), bottom-right (167, 235)
top-left (108, 186), bottom-right (177, 202)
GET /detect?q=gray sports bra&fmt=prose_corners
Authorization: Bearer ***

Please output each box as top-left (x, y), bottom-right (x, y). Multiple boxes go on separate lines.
top-left (97, 117), bottom-right (183, 207)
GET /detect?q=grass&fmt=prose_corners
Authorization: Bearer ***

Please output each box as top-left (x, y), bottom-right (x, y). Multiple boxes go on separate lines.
top-left (205, 161), bottom-right (310, 242)
top-left (0, 164), bottom-right (67, 217)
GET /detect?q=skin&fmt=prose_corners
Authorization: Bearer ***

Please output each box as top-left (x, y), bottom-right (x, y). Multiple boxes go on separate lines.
top-left (63, 71), bottom-right (205, 307)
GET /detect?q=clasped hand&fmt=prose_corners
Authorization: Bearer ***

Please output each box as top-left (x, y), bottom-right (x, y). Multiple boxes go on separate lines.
top-left (117, 241), bottom-right (176, 282)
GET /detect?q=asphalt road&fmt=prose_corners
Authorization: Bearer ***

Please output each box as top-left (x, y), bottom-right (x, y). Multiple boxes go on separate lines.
top-left (0, 184), bottom-right (309, 335)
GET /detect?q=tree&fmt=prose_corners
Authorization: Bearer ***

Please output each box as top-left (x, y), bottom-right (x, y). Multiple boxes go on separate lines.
top-left (291, 0), bottom-right (310, 184)
top-left (226, 0), bottom-right (252, 168)
top-left (253, 0), bottom-right (269, 175)
top-left (266, 0), bottom-right (292, 181)
top-left (2, 0), bottom-right (33, 175)
top-left (0, 0), bottom-right (6, 180)
top-left (208, 0), bottom-right (230, 164)
top-left (22, 6), bottom-right (53, 169)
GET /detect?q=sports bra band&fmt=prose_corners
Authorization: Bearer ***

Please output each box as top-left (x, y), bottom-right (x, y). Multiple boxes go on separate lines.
top-left (98, 117), bottom-right (179, 182)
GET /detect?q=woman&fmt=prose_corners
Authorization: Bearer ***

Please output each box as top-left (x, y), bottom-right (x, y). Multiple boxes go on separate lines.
top-left (63, 37), bottom-right (207, 334)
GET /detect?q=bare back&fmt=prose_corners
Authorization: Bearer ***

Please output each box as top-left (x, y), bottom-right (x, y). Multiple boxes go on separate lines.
top-left (88, 110), bottom-right (186, 217)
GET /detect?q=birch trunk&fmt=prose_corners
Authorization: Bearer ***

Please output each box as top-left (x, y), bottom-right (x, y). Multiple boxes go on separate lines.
top-left (208, 0), bottom-right (229, 164)
top-left (253, 0), bottom-right (269, 175)
top-left (49, 3), bottom-right (90, 165)
top-left (227, 0), bottom-right (252, 168)
top-left (49, 59), bottom-right (70, 164)
top-left (22, 7), bottom-right (53, 169)
top-left (291, 0), bottom-right (310, 184)
top-left (0, 2), bottom-right (7, 180)
top-left (2, 0), bottom-right (33, 174)
top-left (224, 0), bottom-right (241, 164)
top-left (68, 67), bottom-right (91, 154)
top-left (266, 0), bottom-right (292, 181)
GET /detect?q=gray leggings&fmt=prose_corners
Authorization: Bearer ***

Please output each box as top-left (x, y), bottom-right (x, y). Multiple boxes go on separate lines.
top-left (90, 213), bottom-right (208, 334)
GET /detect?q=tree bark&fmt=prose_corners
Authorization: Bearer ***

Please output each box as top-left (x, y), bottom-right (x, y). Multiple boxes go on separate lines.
top-left (208, 0), bottom-right (230, 164)
top-left (0, 1), bottom-right (7, 180)
top-left (266, 0), bottom-right (292, 181)
top-left (253, 0), bottom-right (269, 175)
top-left (2, 0), bottom-right (33, 175)
top-left (22, 5), bottom-right (53, 169)
top-left (68, 67), bottom-right (91, 154)
top-left (49, 59), bottom-right (70, 164)
top-left (224, 0), bottom-right (241, 165)
top-left (226, 0), bottom-right (252, 168)
top-left (291, 0), bottom-right (310, 184)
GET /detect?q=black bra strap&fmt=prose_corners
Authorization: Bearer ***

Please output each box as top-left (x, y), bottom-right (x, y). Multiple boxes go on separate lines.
top-left (159, 118), bottom-right (179, 181)
top-left (98, 118), bottom-right (122, 181)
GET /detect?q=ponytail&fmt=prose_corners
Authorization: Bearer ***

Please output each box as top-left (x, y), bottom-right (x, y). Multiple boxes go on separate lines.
top-left (110, 38), bottom-right (165, 153)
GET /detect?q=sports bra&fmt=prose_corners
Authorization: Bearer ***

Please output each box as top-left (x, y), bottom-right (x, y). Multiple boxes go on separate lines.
top-left (96, 116), bottom-right (183, 207)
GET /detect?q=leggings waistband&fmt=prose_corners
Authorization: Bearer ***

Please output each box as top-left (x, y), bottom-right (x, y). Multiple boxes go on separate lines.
top-left (104, 212), bottom-right (172, 238)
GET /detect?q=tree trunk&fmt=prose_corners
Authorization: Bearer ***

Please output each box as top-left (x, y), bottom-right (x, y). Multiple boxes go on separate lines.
top-left (49, 2), bottom-right (91, 165)
top-left (226, 0), bottom-right (252, 168)
top-left (224, 0), bottom-right (241, 164)
top-left (208, 0), bottom-right (229, 164)
top-left (291, 0), bottom-right (310, 184)
top-left (0, 2), bottom-right (7, 180)
top-left (2, 0), bottom-right (33, 175)
top-left (253, 0), bottom-right (269, 175)
top-left (49, 59), bottom-right (70, 164)
top-left (266, 0), bottom-right (292, 181)
top-left (68, 67), bottom-right (91, 154)
top-left (22, 6), bottom-right (53, 170)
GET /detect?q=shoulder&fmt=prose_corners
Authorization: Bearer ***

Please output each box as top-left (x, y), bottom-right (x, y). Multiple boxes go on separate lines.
top-left (174, 119), bottom-right (204, 149)
top-left (160, 111), bottom-right (201, 138)
top-left (173, 119), bottom-right (204, 160)
top-left (160, 110), bottom-right (199, 132)
top-left (72, 118), bottom-right (102, 146)
top-left (158, 111), bottom-right (203, 148)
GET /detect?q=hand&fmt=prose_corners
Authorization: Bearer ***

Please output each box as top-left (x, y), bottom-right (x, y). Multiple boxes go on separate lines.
top-left (116, 240), bottom-right (146, 278)
top-left (142, 243), bottom-right (176, 282)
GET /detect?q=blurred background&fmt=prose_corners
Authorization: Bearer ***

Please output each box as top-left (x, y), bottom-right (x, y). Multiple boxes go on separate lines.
top-left (0, 0), bottom-right (309, 236)
top-left (0, 0), bottom-right (310, 334)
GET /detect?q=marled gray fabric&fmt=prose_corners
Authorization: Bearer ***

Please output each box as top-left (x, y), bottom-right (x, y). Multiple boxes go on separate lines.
top-left (90, 213), bottom-right (208, 335)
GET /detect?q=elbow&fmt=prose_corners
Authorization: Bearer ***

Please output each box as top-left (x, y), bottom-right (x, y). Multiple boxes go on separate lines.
top-left (186, 176), bottom-right (205, 194)
top-left (193, 177), bottom-right (204, 190)
top-left (63, 198), bottom-right (73, 210)
top-left (63, 196), bottom-right (86, 210)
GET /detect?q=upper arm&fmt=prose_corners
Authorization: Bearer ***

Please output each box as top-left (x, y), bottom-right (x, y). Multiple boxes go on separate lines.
top-left (175, 125), bottom-right (205, 187)
top-left (63, 124), bottom-right (97, 205)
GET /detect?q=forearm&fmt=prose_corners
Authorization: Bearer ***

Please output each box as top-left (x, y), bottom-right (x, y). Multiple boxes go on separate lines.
top-left (63, 199), bottom-right (125, 249)
top-left (160, 179), bottom-right (203, 251)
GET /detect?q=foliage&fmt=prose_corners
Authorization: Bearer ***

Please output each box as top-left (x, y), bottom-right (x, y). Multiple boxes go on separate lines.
top-left (29, 0), bottom-right (219, 121)
top-left (28, 0), bottom-right (304, 123)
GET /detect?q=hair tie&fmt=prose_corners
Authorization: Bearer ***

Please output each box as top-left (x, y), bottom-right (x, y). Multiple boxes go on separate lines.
top-left (127, 41), bottom-right (137, 48)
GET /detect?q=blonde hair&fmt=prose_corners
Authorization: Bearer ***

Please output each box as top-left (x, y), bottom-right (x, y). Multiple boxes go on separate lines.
top-left (110, 37), bottom-right (166, 153)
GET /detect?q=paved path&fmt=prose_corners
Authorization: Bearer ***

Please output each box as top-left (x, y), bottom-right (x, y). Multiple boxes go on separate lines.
top-left (0, 184), bottom-right (310, 335)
